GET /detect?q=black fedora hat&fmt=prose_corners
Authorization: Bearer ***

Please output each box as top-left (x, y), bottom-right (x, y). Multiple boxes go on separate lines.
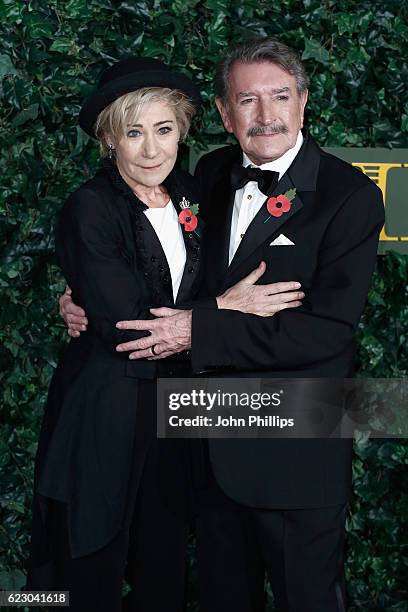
top-left (79, 57), bottom-right (201, 137)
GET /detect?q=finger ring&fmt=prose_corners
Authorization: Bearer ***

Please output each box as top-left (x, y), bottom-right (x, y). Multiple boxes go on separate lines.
top-left (151, 345), bottom-right (158, 355)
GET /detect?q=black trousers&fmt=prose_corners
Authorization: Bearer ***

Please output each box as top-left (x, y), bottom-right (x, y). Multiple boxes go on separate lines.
top-left (195, 476), bottom-right (347, 612)
top-left (48, 437), bottom-right (189, 612)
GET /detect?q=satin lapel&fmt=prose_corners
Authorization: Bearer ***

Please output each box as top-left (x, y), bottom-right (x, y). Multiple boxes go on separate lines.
top-left (228, 172), bottom-right (303, 275)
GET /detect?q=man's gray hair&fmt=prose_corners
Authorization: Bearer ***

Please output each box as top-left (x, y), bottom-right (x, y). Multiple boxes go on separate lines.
top-left (215, 37), bottom-right (309, 101)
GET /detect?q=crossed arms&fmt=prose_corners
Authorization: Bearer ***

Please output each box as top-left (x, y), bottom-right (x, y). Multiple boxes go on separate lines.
top-left (60, 261), bottom-right (304, 359)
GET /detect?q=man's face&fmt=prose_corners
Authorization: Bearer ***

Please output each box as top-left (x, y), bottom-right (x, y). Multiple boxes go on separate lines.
top-left (216, 61), bottom-right (308, 165)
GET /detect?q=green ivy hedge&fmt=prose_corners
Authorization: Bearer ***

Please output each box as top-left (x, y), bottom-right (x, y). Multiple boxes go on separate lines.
top-left (0, 1), bottom-right (407, 610)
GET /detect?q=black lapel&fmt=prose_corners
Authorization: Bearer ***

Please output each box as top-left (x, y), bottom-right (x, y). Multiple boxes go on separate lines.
top-left (228, 132), bottom-right (321, 276)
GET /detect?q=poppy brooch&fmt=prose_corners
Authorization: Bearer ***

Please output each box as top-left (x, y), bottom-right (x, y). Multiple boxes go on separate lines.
top-left (178, 197), bottom-right (199, 232)
top-left (264, 188), bottom-right (296, 223)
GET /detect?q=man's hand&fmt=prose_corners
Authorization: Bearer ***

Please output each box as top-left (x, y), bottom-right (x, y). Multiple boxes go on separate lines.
top-left (116, 308), bottom-right (192, 360)
top-left (216, 261), bottom-right (304, 316)
top-left (59, 286), bottom-right (88, 338)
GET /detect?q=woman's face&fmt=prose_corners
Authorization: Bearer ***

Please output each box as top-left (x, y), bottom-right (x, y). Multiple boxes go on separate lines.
top-left (112, 100), bottom-right (180, 190)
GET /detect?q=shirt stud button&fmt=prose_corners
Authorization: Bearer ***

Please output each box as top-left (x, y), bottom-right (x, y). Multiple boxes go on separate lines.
top-left (247, 194), bottom-right (252, 200)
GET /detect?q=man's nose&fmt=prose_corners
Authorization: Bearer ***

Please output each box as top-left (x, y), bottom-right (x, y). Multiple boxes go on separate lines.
top-left (257, 99), bottom-right (276, 124)
top-left (142, 133), bottom-right (159, 158)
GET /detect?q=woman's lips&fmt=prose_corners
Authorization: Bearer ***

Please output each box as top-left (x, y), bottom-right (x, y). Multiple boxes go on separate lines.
top-left (140, 163), bottom-right (162, 170)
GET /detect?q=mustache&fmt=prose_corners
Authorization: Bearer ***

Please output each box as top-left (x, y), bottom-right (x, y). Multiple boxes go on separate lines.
top-left (247, 124), bottom-right (289, 137)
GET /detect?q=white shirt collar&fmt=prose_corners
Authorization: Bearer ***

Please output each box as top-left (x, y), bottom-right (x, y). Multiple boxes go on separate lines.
top-left (242, 130), bottom-right (304, 179)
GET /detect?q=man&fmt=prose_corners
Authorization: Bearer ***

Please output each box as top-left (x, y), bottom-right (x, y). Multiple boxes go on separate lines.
top-left (62, 38), bottom-right (384, 611)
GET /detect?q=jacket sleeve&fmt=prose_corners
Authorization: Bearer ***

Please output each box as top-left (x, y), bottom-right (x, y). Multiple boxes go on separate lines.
top-left (191, 181), bottom-right (385, 372)
top-left (56, 187), bottom-right (151, 352)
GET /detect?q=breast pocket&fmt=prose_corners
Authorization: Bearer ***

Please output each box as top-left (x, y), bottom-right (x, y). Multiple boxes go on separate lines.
top-left (262, 244), bottom-right (316, 284)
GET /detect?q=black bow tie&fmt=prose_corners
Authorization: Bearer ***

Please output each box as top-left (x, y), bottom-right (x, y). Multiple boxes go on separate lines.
top-left (230, 163), bottom-right (279, 195)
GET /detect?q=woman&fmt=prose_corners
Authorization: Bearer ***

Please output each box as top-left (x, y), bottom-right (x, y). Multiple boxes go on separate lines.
top-left (27, 57), bottom-right (303, 611)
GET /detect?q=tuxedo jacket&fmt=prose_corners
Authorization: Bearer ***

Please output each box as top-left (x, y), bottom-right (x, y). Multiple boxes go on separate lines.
top-left (30, 161), bottom-right (203, 562)
top-left (192, 133), bottom-right (385, 509)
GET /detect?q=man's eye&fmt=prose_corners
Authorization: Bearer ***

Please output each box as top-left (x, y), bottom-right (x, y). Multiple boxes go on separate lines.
top-left (277, 95), bottom-right (289, 101)
top-left (158, 126), bottom-right (172, 135)
top-left (127, 129), bottom-right (141, 137)
top-left (240, 98), bottom-right (255, 105)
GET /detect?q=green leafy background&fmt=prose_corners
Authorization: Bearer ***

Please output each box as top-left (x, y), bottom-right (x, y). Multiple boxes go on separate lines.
top-left (0, 0), bottom-right (407, 610)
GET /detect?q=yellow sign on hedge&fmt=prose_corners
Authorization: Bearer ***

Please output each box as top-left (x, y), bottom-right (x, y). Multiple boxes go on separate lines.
top-left (322, 148), bottom-right (407, 254)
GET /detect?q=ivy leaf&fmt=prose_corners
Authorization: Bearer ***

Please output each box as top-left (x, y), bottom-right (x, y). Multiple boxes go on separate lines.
top-left (12, 103), bottom-right (39, 127)
top-left (302, 38), bottom-right (330, 65)
top-left (24, 14), bottom-right (55, 39)
top-left (7, 269), bottom-right (19, 279)
top-left (0, 569), bottom-right (26, 590)
top-left (50, 38), bottom-right (80, 55)
top-left (0, 54), bottom-right (18, 79)
top-left (71, 126), bottom-right (90, 157)
top-left (64, 0), bottom-right (91, 19)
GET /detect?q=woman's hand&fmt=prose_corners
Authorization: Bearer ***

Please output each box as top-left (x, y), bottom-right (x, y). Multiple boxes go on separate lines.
top-left (59, 285), bottom-right (88, 337)
top-left (216, 261), bottom-right (304, 317)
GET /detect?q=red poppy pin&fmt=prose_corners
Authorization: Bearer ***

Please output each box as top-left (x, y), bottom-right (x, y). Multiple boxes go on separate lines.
top-left (178, 197), bottom-right (199, 232)
top-left (265, 188), bottom-right (297, 223)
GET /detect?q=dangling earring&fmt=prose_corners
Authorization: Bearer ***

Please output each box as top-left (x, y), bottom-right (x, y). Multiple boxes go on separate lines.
top-left (108, 143), bottom-right (115, 159)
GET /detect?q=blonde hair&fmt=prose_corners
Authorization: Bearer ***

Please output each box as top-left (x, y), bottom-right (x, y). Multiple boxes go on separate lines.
top-left (94, 87), bottom-right (196, 156)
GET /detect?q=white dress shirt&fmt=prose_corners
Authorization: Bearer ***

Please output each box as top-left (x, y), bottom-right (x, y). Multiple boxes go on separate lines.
top-left (144, 200), bottom-right (186, 301)
top-left (228, 131), bottom-right (304, 264)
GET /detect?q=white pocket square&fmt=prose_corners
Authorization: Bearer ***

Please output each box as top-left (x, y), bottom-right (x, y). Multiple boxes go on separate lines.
top-left (269, 233), bottom-right (295, 246)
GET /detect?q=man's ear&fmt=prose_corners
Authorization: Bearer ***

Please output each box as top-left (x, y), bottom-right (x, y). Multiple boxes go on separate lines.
top-left (215, 96), bottom-right (234, 133)
top-left (299, 89), bottom-right (308, 129)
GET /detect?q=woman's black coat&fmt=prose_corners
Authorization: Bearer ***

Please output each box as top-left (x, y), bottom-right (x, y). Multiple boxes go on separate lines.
top-left (28, 161), bottom-right (203, 576)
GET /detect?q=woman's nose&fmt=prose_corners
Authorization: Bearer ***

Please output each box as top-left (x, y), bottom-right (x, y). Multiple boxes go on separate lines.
top-left (142, 133), bottom-right (159, 158)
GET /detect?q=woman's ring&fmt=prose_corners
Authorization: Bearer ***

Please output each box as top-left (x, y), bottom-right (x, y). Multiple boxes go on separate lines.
top-left (151, 345), bottom-right (158, 356)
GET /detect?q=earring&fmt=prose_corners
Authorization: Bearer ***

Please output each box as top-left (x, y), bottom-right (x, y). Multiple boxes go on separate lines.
top-left (108, 144), bottom-right (115, 159)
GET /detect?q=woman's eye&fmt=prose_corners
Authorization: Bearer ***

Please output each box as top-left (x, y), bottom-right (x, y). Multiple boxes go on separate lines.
top-left (127, 129), bottom-right (141, 137)
top-left (158, 126), bottom-right (172, 135)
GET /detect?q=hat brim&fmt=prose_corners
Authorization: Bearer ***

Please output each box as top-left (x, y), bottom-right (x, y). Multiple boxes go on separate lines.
top-left (79, 69), bottom-right (201, 138)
